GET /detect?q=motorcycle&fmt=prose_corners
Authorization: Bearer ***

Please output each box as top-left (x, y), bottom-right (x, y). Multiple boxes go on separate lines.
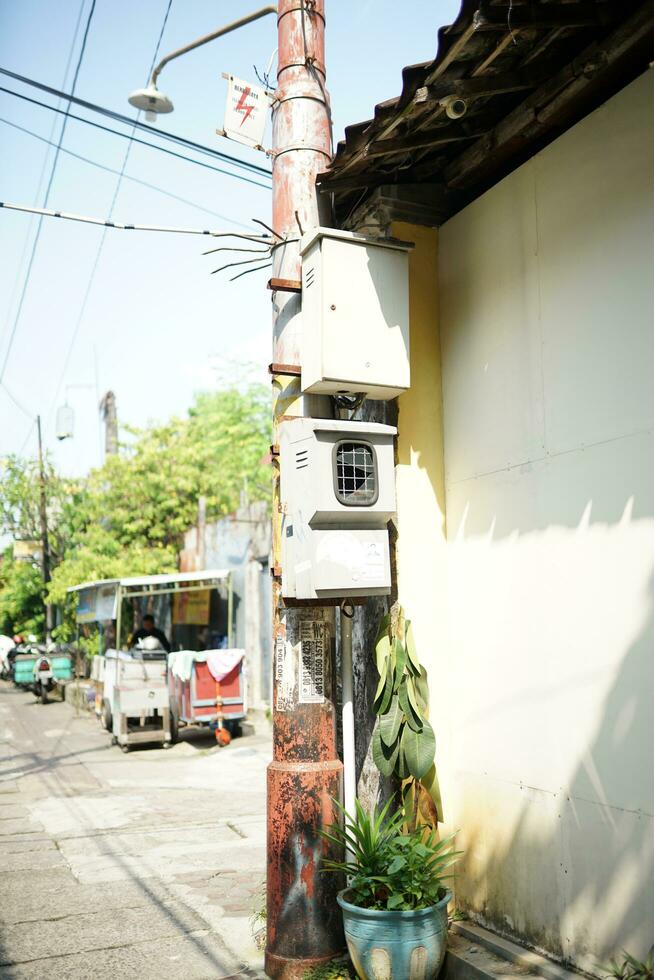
top-left (33, 652), bottom-right (53, 704)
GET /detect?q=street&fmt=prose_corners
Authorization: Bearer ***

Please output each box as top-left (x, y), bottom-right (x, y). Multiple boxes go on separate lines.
top-left (0, 681), bottom-right (270, 979)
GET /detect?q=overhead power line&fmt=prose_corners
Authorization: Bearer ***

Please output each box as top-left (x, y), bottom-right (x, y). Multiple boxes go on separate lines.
top-left (0, 379), bottom-right (34, 421)
top-left (46, 0), bottom-right (174, 423)
top-left (0, 65), bottom-right (272, 178)
top-left (0, 0), bottom-right (98, 385)
top-left (0, 0), bottom-right (86, 357)
top-left (0, 200), bottom-right (272, 241)
top-left (0, 116), bottom-right (254, 229)
top-left (0, 86), bottom-right (271, 189)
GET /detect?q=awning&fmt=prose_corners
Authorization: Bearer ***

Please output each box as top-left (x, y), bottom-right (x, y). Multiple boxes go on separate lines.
top-left (68, 570), bottom-right (231, 623)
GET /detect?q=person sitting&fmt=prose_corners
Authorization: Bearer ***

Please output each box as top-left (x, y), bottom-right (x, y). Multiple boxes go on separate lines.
top-left (130, 615), bottom-right (171, 653)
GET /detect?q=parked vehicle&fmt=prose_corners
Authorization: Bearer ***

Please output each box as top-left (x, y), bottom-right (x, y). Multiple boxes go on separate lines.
top-left (168, 648), bottom-right (246, 745)
top-left (0, 635), bottom-right (14, 680)
top-left (68, 570), bottom-right (235, 752)
top-left (12, 641), bottom-right (72, 700)
top-left (109, 639), bottom-right (171, 753)
top-left (33, 652), bottom-right (53, 704)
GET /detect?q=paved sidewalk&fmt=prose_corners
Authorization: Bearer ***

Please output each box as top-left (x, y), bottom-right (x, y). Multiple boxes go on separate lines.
top-left (0, 681), bottom-right (270, 979)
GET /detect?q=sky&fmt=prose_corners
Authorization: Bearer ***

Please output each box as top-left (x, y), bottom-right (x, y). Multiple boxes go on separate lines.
top-left (0, 0), bottom-right (460, 476)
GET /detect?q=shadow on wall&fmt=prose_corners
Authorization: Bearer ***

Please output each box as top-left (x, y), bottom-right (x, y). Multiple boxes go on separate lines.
top-left (454, 557), bottom-right (654, 972)
top-left (352, 398), bottom-right (399, 813)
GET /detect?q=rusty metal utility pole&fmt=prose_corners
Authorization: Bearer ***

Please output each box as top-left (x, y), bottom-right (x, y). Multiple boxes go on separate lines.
top-left (266, 1), bottom-right (344, 976)
top-left (36, 415), bottom-right (53, 641)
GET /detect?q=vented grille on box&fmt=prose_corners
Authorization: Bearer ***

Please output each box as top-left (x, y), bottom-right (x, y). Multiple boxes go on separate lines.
top-left (335, 442), bottom-right (377, 505)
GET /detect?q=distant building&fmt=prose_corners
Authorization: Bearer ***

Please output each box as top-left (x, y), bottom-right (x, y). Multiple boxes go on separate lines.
top-left (180, 498), bottom-right (271, 709)
top-left (320, 2), bottom-right (654, 972)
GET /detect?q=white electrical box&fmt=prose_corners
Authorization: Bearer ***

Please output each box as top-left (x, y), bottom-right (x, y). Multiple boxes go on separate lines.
top-left (300, 227), bottom-right (413, 400)
top-left (280, 417), bottom-right (396, 599)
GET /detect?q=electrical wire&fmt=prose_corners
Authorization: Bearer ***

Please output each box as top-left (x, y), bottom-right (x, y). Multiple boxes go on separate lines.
top-left (0, 379), bottom-right (34, 421)
top-left (0, 201), bottom-right (271, 239)
top-left (0, 86), bottom-right (272, 189)
top-left (0, 0), bottom-right (98, 386)
top-left (0, 0), bottom-right (87, 357)
top-left (46, 0), bottom-right (173, 424)
top-left (0, 116), bottom-right (254, 229)
top-left (17, 418), bottom-right (37, 456)
top-left (0, 65), bottom-right (272, 178)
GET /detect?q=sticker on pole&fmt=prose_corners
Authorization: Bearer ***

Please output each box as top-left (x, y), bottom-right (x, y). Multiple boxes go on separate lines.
top-left (299, 621), bottom-right (327, 704)
top-left (219, 74), bottom-right (271, 150)
top-left (275, 635), bottom-right (295, 712)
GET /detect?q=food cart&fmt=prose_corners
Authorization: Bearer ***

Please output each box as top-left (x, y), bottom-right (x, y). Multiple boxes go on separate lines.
top-left (168, 648), bottom-right (246, 744)
top-left (68, 570), bottom-right (235, 750)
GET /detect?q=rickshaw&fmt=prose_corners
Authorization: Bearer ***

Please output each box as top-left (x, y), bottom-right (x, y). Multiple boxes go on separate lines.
top-left (67, 570), bottom-right (242, 750)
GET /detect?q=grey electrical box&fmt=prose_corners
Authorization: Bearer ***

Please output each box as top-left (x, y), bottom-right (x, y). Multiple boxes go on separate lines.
top-left (300, 227), bottom-right (413, 400)
top-left (280, 417), bottom-right (396, 599)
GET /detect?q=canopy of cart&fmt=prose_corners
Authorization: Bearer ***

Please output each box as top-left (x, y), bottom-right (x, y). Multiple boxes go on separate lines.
top-left (68, 570), bottom-right (231, 624)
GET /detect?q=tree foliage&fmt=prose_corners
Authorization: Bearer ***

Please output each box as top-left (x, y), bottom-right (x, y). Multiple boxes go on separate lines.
top-left (0, 549), bottom-right (45, 637)
top-left (0, 384), bottom-right (271, 638)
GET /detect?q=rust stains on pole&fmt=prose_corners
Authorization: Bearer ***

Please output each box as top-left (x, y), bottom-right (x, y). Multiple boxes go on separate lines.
top-left (266, 1), bottom-right (344, 977)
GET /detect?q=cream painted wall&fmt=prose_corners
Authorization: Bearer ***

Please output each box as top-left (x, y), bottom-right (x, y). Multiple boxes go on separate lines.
top-left (393, 222), bottom-right (454, 828)
top-left (437, 69), bottom-right (654, 971)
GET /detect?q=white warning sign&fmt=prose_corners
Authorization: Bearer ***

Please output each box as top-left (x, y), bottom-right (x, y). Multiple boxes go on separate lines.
top-left (299, 621), bottom-right (327, 704)
top-left (221, 74), bottom-right (271, 149)
top-left (275, 635), bottom-right (295, 712)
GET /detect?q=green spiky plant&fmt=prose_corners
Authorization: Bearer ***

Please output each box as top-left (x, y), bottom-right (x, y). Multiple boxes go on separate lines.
top-left (372, 605), bottom-right (442, 829)
top-left (320, 797), bottom-right (460, 912)
top-left (603, 948), bottom-right (654, 980)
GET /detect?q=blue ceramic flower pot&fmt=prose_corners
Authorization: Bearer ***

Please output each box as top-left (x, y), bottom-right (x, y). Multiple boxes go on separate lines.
top-left (337, 889), bottom-right (451, 980)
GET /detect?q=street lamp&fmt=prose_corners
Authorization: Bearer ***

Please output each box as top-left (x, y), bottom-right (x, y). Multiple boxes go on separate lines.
top-left (127, 6), bottom-right (277, 120)
top-left (55, 384), bottom-right (96, 441)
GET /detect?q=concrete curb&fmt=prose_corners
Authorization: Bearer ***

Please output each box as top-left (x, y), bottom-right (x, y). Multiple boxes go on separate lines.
top-left (449, 922), bottom-right (584, 980)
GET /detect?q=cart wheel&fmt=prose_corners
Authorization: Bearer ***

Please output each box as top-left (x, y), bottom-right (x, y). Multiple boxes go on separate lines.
top-left (101, 699), bottom-right (112, 732)
top-left (111, 735), bottom-right (118, 746)
top-left (121, 744), bottom-right (130, 754)
top-left (215, 727), bottom-right (231, 747)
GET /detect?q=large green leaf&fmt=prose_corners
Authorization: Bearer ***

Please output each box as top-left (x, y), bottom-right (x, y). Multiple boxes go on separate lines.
top-left (378, 659), bottom-right (395, 714)
top-left (375, 613), bottom-right (390, 645)
top-left (379, 695), bottom-right (403, 748)
top-left (415, 666), bottom-right (429, 712)
top-left (372, 723), bottom-right (400, 777)
top-left (399, 682), bottom-right (423, 733)
top-left (401, 718), bottom-right (436, 779)
top-left (373, 658), bottom-right (388, 706)
top-left (396, 737), bottom-right (411, 779)
top-left (405, 620), bottom-right (421, 676)
top-left (394, 638), bottom-right (407, 680)
top-left (374, 632), bottom-right (392, 674)
top-left (406, 675), bottom-right (424, 723)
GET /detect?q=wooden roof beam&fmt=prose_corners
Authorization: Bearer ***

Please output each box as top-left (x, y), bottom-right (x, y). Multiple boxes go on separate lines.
top-left (473, 3), bottom-right (611, 31)
top-left (445, 0), bottom-right (654, 188)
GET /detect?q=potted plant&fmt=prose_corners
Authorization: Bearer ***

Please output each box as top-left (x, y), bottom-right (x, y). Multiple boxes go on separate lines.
top-left (321, 798), bottom-right (460, 980)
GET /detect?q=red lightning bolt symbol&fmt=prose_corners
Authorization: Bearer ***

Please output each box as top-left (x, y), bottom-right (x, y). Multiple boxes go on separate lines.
top-left (235, 86), bottom-right (255, 126)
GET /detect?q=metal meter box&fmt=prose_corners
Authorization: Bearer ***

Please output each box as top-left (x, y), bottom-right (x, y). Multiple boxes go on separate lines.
top-left (300, 227), bottom-right (413, 400)
top-left (279, 417), bottom-right (397, 599)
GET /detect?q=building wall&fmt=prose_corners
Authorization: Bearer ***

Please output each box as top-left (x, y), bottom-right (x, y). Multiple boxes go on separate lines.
top-left (435, 70), bottom-right (654, 970)
top-left (179, 499), bottom-right (272, 709)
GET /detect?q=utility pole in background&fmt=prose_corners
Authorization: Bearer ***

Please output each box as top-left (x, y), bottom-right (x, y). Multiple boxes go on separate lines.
top-left (36, 415), bottom-right (53, 641)
top-left (266, 1), bottom-right (344, 977)
top-left (99, 390), bottom-right (118, 456)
